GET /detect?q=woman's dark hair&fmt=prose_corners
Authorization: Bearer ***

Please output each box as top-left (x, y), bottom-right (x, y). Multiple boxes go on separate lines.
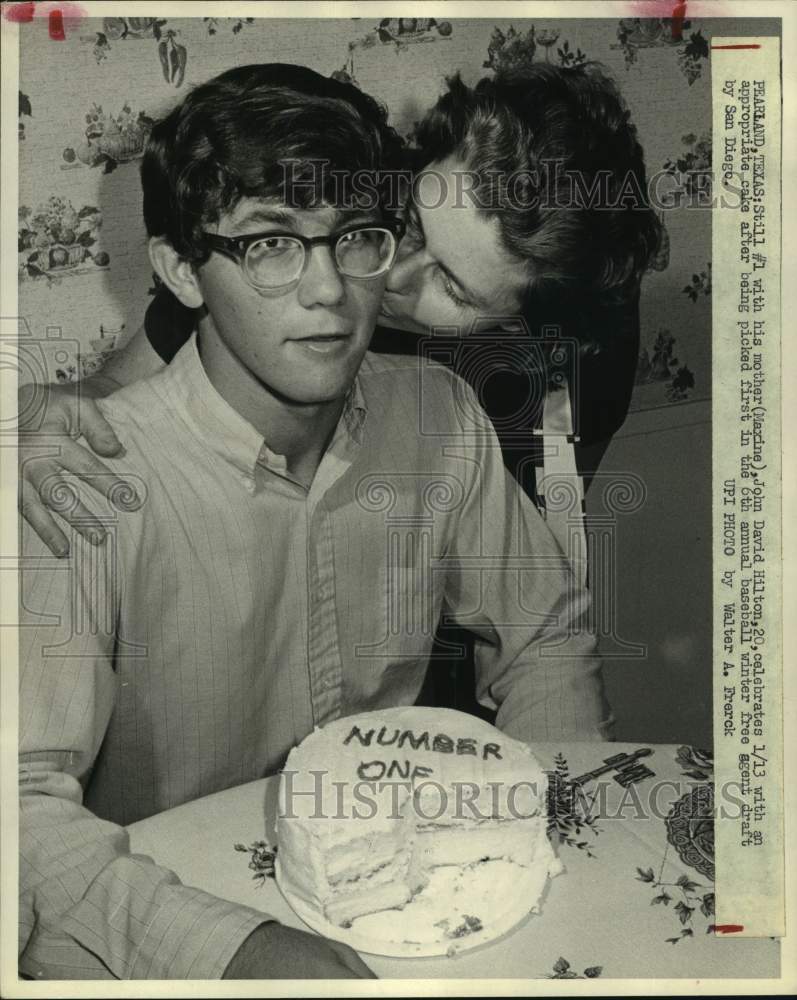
top-left (141, 63), bottom-right (404, 263)
top-left (415, 63), bottom-right (661, 336)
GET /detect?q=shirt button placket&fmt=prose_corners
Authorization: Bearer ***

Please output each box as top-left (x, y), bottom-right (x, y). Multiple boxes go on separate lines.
top-left (307, 506), bottom-right (343, 725)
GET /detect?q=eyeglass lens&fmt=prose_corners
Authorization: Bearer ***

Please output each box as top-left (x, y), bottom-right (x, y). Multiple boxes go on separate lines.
top-left (244, 228), bottom-right (395, 289)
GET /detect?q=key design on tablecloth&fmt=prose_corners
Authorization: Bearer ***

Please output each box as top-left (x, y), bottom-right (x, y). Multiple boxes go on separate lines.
top-left (634, 746), bottom-right (715, 943)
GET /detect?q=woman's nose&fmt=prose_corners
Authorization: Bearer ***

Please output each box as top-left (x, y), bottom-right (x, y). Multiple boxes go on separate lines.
top-left (385, 242), bottom-right (423, 294)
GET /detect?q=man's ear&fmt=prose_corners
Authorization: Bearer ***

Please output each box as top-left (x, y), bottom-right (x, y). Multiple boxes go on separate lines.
top-left (148, 237), bottom-right (204, 309)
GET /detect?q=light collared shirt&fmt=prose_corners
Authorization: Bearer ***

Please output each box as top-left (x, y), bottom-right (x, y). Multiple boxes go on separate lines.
top-left (19, 333), bottom-right (610, 980)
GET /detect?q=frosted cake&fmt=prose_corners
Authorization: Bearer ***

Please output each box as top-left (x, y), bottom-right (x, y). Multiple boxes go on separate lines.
top-left (275, 707), bottom-right (561, 949)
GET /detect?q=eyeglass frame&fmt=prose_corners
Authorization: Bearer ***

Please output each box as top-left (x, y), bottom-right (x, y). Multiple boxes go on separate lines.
top-left (199, 218), bottom-right (406, 293)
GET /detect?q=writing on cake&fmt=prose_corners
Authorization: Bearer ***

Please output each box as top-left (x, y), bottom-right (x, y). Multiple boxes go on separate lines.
top-left (344, 724), bottom-right (504, 782)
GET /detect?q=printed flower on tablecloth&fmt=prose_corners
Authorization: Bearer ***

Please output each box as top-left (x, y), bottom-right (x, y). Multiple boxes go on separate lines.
top-left (546, 956), bottom-right (603, 979)
top-left (675, 745), bottom-right (713, 781)
top-left (19, 197), bottom-right (108, 283)
top-left (546, 752), bottom-right (601, 856)
top-left (234, 841), bottom-right (278, 886)
top-left (636, 865), bottom-right (715, 944)
top-left (63, 103), bottom-right (154, 173)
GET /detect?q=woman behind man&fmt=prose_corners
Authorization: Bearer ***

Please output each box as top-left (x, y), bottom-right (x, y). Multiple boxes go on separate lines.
top-left (20, 61), bottom-right (658, 560)
top-left (20, 61), bottom-right (658, 550)
top-left (19, 61), bottom-right (658, 719)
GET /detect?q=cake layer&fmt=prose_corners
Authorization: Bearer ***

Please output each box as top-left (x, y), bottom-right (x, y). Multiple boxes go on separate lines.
top-left (324, 880), bottom-right (415, 927)
top-left (414, 821), bottom-right (539, 868)
top-left (326, 832), bottom-right (412, 884)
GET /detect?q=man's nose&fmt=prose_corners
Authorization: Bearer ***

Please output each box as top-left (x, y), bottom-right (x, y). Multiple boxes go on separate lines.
top-left (297, 245), bottom-right (345, 308)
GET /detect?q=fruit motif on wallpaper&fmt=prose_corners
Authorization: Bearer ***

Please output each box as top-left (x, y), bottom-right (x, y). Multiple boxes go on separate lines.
top-left (613, 18), bottom-right (709, 85)
top-left (158, 30), bottom-right (188, 87)
top-left (18, 198), bottom-right (108, 283)
top-left (102, 16), bottom-right (167, 40)
top-left (334, 18), bottom-right (452, 86)
top-left (19, 91), bottom-right (32, 141)
top-left (89, 17), bottom-right (187, 87)
top-left (203, 17), bottom-right (256, 35)
top-left (53, 324), bottom-right (125, 384)
top-left (635, 329), bottom-right (695, 403)
top-left (63, 103), bottom-right (155, 173)
top-left (375, 18), bottom-right (452, 44)
top-left (663, 132), bottom-right (712, 199)
top-left (682, 263), bottom-right (712, 302)
top-left (482, 25), bottom-right (588, 75)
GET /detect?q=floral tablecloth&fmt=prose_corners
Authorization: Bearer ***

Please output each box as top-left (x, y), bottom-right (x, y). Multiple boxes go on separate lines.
top-left (127, 742), bottom-right (779, 980)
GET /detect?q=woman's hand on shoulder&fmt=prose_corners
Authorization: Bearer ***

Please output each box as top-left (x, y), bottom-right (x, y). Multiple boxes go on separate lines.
top-left (18, 378), bottom-right (131, 557)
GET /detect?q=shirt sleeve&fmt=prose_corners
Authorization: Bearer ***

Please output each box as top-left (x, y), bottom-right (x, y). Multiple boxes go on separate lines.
top-left (441, 382), bottom-right (614, 744)
top-left (18, 527), bottom-right (269, 980)
top-left (144, 286), bottom-right (196, 365)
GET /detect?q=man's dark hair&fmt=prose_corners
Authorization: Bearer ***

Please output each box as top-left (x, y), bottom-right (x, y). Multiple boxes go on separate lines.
top-left (416, 63), bottom-right (662, 325)
top-left (141, 63), bottom-right (404, 263)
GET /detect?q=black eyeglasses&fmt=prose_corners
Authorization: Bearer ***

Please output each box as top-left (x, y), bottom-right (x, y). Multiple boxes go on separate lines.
top-left (200, 219), bottom-right (405, 292)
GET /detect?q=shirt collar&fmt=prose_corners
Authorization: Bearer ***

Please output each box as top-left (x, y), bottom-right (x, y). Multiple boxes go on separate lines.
top-left (157, 332), bottom-right (368, 480)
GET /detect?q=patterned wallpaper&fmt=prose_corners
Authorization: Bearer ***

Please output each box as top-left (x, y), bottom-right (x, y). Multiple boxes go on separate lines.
top-left (16, 15), bottom-right (779, 408)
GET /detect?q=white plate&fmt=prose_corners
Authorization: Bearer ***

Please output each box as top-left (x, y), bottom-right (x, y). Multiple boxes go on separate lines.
top-left (275, 855), bottom-right (562, 958)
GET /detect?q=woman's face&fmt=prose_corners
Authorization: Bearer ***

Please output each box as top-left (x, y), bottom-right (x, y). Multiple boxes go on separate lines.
top-left (378, 157), bottom-right (531, 335)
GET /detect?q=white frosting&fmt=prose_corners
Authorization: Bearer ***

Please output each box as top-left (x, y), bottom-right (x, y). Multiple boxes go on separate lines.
top-left (276, 707), bottom-right (557, 934)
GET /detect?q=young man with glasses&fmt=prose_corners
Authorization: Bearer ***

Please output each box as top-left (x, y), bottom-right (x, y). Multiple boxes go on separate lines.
top-left (19, 64), bottom-right (609, 981)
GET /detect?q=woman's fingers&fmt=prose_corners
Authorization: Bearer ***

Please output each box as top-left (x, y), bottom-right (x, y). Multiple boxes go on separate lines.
top-left (20, 458), bottom-right (105, 555)
top-left (78, 398), bottom-right (124, 457)
top-left (20, 438), bottom-right (140, 552)
top-left (18, 478), bottom-right (70, 557)
top-left (28, 436), bottom-right (137, 507)
top-left (17, 383), bottom-right (133, 556)
top-left (39, 474), bottom-right (110, 545)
